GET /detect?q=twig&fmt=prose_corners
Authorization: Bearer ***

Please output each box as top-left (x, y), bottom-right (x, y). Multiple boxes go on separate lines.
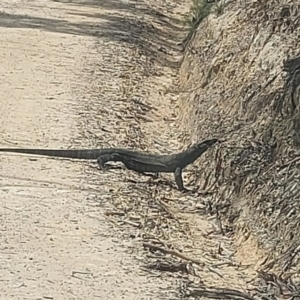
top-left (186, 286), bottom-right (255, 300)
top-left (71, 270), bottom-right (93, 280)
top-left (208, 266), bottom-right (224, 278)
top-left (146, 260), bottom-right (188, 273)
top-left (143, 242), bottom-right (205, 266)
top-left (122, 219), bottom-right (141, 228)
top-left (104, 210), bottom-right (125, 216)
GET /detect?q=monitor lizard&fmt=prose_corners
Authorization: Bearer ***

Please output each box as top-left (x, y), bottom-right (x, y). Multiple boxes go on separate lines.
top-left (0, 138), bottom-right (218, 191)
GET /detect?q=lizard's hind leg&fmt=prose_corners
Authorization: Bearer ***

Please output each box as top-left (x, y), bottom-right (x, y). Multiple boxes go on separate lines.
top-left (122, 159), bottom-right (159, 178)
top-left (97, 153), bottom-right (124, 170)
top-left (97, 155), bottom-right (110, 169)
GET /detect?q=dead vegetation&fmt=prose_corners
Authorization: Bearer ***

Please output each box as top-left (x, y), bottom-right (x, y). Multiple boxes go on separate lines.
top-left (177, 0), bottom-right (300, 294)
top-left (76, 0), bottom-right (300, 298)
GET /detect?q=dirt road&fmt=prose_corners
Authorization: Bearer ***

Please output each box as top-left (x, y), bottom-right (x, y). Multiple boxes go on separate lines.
top-left (0, 0), bottom-right (188, 298)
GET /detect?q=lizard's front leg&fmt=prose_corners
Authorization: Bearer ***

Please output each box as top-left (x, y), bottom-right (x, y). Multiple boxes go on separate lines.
top-left (174, 167), bottom-right (185, 191)
top-left (174, 167), bottom-right (200, 193)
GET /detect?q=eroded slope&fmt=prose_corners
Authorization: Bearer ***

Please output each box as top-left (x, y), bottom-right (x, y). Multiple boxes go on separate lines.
top-left (179, 0), bottom-right (300, 285)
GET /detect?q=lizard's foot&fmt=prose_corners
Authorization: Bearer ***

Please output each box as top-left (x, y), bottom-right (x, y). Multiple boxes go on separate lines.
top-left (96, 158), bottom-right (108, 170)
top-left (180, 187), bottom-right (199, 194)
top-left (139, 172), bottom-right (159, 179)
top-left (153, 172), bottom-right (159, 179)
top-left (180, 187), bottom-right (190, 193)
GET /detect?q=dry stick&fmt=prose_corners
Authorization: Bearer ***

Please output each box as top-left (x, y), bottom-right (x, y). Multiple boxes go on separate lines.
top-left (122, 219), bottom-right (141, 228)
top-left (187, 287), bottom-right (255, 300)
top-left (104, 211), bottom-right (125, 216)
top-left (143, 242), bottom-right (205, 266)
top-left (207, 266), bottom-right (224, 278)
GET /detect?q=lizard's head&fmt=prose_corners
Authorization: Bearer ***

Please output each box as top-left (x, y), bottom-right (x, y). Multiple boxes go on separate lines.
top-left (196, 138), bottom-right (219, 149)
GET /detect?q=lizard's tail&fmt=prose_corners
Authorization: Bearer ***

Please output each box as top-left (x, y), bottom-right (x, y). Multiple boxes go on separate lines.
top-left (0, 148), bottom-right (101, 159)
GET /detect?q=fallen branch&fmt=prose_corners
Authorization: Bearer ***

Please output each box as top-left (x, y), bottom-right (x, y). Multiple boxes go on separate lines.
top-left (104, 210), bottom-right (125, 216)
top-left (186, 286), bottom-right (255, 300)
top-left (146, 260), bottom-right (189, 273)
top-left (143, 242), bottom-right (205, 266)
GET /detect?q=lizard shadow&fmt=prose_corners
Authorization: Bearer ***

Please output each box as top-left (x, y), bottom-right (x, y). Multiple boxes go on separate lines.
top-left (125, 174), bottom-right (200, 194)
top-left (95, 164), bottom-right (204, 194)
top-left (97, 163), bottom-right (175, 189)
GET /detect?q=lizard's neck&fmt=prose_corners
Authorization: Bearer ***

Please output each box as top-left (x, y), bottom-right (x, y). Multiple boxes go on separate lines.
top-left (176, 144), bottom-right (206, 166)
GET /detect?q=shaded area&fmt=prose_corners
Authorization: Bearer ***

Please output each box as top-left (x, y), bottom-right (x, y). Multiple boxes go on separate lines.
top-left (53, 0), bottom-right (182, 25)
top-left (0, 0), bottom-right (187, 68)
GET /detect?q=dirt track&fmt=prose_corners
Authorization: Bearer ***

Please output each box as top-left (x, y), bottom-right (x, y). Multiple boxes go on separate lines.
top-left (0, 0), bottom-right (257, 299)
top-left (0, 0), bottom-right (190, 298)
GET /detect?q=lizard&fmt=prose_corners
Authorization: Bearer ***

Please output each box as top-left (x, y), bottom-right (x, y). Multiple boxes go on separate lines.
top-left (0, 138), bottom-right (218, 191)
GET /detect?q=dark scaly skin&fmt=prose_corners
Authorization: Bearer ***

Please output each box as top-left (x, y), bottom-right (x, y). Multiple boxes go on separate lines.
top-left (0, 138), bottom-right (218, 190)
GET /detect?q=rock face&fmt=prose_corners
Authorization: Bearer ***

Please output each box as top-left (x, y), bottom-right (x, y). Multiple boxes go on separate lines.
top-left (179, 0), bottom-right (300, 269)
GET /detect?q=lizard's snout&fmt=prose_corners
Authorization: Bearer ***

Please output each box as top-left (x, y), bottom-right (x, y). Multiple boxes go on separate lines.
top-left (202, 138), bottom-right (219, 147)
